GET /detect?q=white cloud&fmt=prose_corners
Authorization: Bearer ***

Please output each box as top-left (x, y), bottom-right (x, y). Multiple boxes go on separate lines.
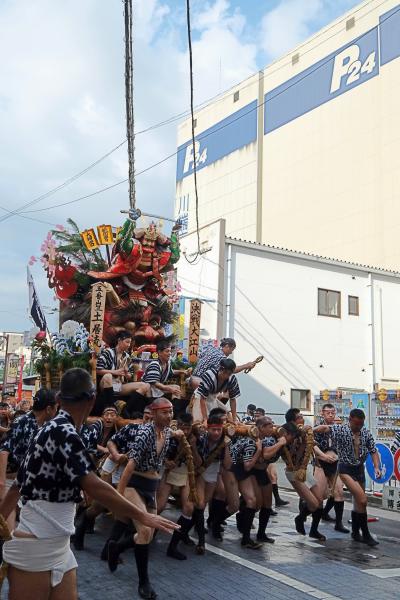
top-left (261, 0), bottom-right (324, 60)
top-left (0, 0), bottom-right (260, 331)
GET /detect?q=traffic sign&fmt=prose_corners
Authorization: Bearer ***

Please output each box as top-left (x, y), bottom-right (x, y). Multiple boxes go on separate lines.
top-left (366, 442), bottom-right (394, 483)
top-left (393, 448), bottom-right (400, 481)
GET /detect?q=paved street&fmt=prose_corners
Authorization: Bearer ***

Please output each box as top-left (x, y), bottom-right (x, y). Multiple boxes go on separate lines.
top-left (8, 489), bottom-right (397, 600)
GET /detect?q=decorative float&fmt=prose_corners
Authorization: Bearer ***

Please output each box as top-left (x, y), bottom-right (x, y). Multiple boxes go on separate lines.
top-left (32, 211), bottom-right (182, 388)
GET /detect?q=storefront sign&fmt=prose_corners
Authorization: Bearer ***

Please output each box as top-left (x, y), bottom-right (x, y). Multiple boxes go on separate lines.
top-left (265, 7), bottom-right (400, 134)
top-left (366, 442), bottom-right (394, 483)
top-left (382, 485), bottom-right (400, 512)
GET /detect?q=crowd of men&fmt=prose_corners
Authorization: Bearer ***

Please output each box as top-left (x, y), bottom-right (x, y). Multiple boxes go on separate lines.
top-left (0, 334), bottom-right (381, 600)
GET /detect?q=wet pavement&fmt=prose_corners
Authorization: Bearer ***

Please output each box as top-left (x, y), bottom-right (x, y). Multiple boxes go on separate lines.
top-left (2, 490), bottom-right (399, 599)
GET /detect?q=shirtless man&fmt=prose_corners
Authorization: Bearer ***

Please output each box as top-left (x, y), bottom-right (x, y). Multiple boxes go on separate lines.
top-left (117, 398), bottom-right (183, 599)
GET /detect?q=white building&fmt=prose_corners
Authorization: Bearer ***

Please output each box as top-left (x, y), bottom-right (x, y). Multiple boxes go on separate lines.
top-left (178, 220), bottom-right (400, 417)
top-left (176, 0), bottom-right (400, 271)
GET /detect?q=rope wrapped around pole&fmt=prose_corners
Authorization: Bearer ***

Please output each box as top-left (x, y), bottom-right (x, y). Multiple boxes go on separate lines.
top-left (123, 0), bottom-right (136, 209)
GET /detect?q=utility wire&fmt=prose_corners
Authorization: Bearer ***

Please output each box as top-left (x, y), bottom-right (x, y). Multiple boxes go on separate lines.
top-left (0, 140), bottom-right (127, 224)
top-left (1, 0), bottom-right (395, 225)
top-left (184, 0), bottom-right (201, 264)
top-left (22, 0), bottom-right (399, 221)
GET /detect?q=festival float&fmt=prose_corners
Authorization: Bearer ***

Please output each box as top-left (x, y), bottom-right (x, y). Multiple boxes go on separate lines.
top-left (31, 212), bottom-right (182, 390)
top-left (28, 0), bottom-right (196, 400)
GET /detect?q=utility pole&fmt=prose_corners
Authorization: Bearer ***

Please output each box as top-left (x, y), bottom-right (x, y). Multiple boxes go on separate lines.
top-left (124, 0), bottom-right (136, 210)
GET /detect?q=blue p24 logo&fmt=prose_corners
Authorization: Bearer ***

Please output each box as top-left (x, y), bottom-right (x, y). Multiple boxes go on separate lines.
top-left (330, 44), bottom-right (376, 93)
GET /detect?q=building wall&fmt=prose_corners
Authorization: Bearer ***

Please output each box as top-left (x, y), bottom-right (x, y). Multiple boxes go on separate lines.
top-left (262, 0), bottom-right (400, 269)
top-left (177, 220), bottom-right (225, 345)
top-left (176, 0), bottom-right (400, 271)
top-left (176, 221), bottom-right (400, 414)
top-left (175, 74), bottom-right (259, 241)
top-left (228, 242), bottom-right (400, 414)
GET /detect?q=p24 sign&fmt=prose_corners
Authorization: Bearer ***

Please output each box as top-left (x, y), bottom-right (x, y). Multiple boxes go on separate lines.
top-left (330, 45), bottom-right (376, 93)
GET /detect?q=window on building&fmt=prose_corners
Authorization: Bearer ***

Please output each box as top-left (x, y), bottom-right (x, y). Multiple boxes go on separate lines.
top-left (233, 90), bottom-right (240, 103)
top-left (346, 16), bottom-right (355, 30)
top-left (348, 295), bottom-right (359, 316)
top-left (318, 288), bottom-right (341, 318)
top-left (291, 389), bottom-right (311, 411)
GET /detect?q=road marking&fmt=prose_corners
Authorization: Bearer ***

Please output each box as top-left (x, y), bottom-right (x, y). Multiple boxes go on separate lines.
top-left (362, 568), bottom-right (400, 579)
top-left (206, 543), bottom-right (344, 600)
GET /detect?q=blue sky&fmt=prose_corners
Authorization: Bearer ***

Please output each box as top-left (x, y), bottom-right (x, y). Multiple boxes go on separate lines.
top-left (0, 0), bottom-right (361, 333)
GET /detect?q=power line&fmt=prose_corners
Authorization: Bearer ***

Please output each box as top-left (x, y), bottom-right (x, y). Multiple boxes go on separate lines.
top-left (0, 140), bottom-right (127, 224)
top-left (23, 151), bottom-right (178, 214)
top-left (2, 0), bottom-right (395, 225)
top-left (184, 0), bottom-right (201, 264)
top-left (23, 0), bottom-right (397, 221)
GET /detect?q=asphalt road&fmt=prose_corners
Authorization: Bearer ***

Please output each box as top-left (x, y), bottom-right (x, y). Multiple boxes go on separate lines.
top-left (1, 491), bottom-right (399, 600)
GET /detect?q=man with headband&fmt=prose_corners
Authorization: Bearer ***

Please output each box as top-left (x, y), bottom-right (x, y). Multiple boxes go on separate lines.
top-left (117, 397), bottom-right (183, 599)
top-left (0, 369), bottom-right (178, 600)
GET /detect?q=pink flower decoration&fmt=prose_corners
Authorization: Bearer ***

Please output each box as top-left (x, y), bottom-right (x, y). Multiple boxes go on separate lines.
top-left (56, 224), bottom-right (65, 231)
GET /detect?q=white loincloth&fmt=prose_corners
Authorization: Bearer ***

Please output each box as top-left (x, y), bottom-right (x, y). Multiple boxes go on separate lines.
top-left (191, 393), bottom-right (227, 421)
top-left (166, 463), bottom-right (188, 487)
top-left (101, 456), bottom-right (125, 485)
top-left (3, 499), bottom-right (77, 587)
top-left (201, 461), bottom-right (221, 484)
top-left (285, 465), bottom-right (316, 488)
top-left (3, 535), bottom-right (77, 587)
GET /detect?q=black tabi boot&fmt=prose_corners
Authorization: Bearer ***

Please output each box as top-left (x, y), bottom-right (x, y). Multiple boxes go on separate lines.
top-left (241, 507), bottom-right (262, 549)
top-left (334, 501), bottom-right (349, 533)
top-left (101, 519), bottom-right (128, 560)
top-left (309, 508), bottom-right (326, 541)
top-left (207, 498), bottom-right (218, 528)
top-left (257, 507), bottom-right (275, 543)
top-left (211, 499), bottom-right (230, 541)
top-left (73, 511), bottom-right (91, 551)
top-left (134, 543), bottom-right (157, 599)
top-left (351, 511), bottom-right (362, 542)
top-left (236, 496), bottom-right (246, 533)
top-left (167, 515), bottom-right (193, 560)
top-left (295, 500), bottom-right (310, 535)
top-left (358, 512), bottom-right (379, 547)
top-left (273, 483), bottom-right (289, 507)
top-left (322, 496), bottom-right (335, 522)
top-left (181, 515), bottom-right (195, 546)
top-left (108, 531), bottom-right (135, 572)
top-left (193, 508), bottom-right (206, 554)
